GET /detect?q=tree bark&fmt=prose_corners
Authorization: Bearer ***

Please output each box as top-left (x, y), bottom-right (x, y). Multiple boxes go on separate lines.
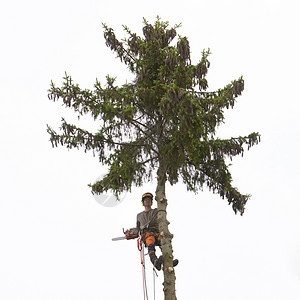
top-left (156, 160), bottom-right (177, 300)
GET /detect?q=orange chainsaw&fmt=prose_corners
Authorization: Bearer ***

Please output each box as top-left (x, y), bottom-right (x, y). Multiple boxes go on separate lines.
top-left (112, 228), bottom-right (139, 241)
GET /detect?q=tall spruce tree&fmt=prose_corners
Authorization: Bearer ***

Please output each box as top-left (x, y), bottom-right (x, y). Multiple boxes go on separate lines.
top-left (47, 18), bottom-right (261, 300)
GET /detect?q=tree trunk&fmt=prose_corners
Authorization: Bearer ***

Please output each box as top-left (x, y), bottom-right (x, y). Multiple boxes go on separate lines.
top-left (155, 161), bottom-right (177, 300)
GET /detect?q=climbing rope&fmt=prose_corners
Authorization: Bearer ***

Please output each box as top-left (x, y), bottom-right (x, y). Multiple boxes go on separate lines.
top-left (153, 267), bottom-right (158, 300)
top-left (137, 235), bottom-right (159, 300)
top-left (138, 237), bottom-right (149, 300)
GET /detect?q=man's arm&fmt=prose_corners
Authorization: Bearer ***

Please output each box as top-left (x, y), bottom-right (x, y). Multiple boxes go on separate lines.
top-left (136, 215), bottom-right (140, 230)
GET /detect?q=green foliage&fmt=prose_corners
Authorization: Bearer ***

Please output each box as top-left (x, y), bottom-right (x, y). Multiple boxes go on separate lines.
top-left (47, 17), bottom-right (260, 215)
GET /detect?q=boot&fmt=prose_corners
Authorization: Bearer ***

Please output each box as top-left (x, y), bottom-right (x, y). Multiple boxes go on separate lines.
top-left (173, 259), bottom-right (179, 267)
top-left (148, 243), bottom-right (178, 271)
top-left (154, 256), bottom-right (178, 271)
top-left (154, 255), bottom-right (163, 271)
top-left (148, 244), bottom-right (163, 271)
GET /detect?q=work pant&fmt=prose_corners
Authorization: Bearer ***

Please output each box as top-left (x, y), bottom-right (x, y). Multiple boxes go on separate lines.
top-left (143, 232), bottom-right (161, 265)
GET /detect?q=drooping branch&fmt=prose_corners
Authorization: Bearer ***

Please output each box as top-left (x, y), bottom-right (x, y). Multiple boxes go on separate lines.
top-left (177, 133), bottom-right (260, 214)
top-left (90, 142), bottom-right (159, 195)
top-left (194, 77), bottom-right (245, 111)
top-left (206, 133), bottom-right (261, 161)
top-left (48, 74), bottom-right (138, 122)
top-left (47, 119), bottom-right (159, 160)
top-left (180, 158), bottom-right (249, 215)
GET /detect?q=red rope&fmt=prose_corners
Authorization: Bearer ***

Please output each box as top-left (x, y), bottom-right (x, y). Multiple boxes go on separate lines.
top-left (137, 237), bottom-right (148, 300)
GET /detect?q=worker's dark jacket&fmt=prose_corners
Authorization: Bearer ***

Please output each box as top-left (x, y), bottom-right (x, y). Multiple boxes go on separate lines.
top-left (136, 208), bottom-right (158, 234)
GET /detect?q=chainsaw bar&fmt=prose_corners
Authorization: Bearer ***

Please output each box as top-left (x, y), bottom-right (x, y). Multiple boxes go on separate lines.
top-left (112, 236), bottom-right (127, 241)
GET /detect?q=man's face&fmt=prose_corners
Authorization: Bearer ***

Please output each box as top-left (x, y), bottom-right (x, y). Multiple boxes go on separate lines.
top-left (143, 197), bottom-right (152, 207)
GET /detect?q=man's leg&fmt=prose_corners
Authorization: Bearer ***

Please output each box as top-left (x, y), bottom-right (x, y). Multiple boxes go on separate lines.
top-left (148, 243), bottom-right (163, 271)
top-left (145, 233), bottom-right (163, 271)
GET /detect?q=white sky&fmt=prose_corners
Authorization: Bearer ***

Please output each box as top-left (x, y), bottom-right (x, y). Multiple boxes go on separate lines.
top-left (1, 0), bottom-right (300, 299)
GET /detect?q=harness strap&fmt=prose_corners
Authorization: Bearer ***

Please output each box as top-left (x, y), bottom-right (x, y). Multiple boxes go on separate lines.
top-left (140, 209), bottom-right (166, 231)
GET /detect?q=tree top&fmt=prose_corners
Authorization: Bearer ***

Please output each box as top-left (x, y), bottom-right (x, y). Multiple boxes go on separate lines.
top-left (47, 18), bottom-right (261, 215)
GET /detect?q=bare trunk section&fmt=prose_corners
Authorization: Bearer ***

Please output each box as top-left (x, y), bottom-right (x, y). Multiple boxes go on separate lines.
top-left (156, 161), bottom-right (177, 300)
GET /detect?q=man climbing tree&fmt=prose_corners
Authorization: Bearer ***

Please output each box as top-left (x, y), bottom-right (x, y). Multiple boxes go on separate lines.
top-left (47, 17), bottom-right (260, 300)
top-left (137, 192), bottom-right (178, 271)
